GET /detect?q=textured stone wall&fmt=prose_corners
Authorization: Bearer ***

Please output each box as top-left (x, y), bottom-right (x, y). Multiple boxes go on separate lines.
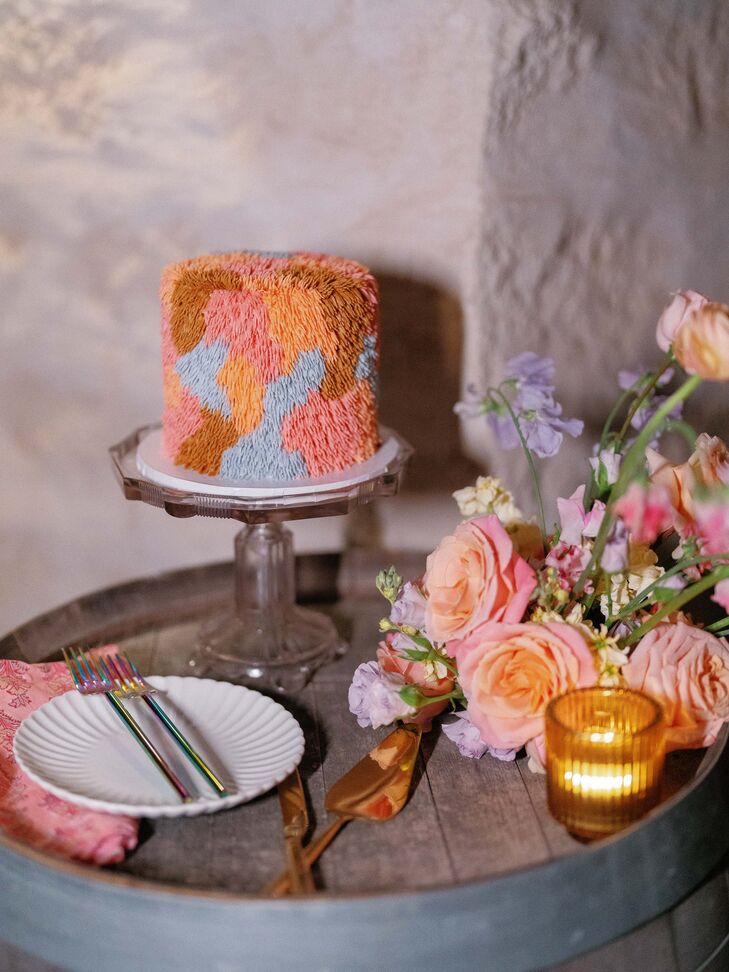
top-left (2, 0), bottom-right (729, 629)
top-left (468, 0), bottom-right (729, 511)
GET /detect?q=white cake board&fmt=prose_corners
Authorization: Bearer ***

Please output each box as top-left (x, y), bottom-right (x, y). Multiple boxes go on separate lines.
top-left (136, 427), bottom-right (401, 500)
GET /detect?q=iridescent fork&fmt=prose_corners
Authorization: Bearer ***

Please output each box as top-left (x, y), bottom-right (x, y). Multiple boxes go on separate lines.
top-left (104, 651), bottom-right (228, 798)
top-left (63, 647), bottom-right (193, 803)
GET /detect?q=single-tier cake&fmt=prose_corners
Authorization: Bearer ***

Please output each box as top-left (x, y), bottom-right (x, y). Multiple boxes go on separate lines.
top-left (160, 251), bottom-right (380, 480)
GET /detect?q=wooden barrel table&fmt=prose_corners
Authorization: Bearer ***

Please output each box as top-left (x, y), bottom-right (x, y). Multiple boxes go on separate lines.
top-left (1, 553), bottom-right (729, 972)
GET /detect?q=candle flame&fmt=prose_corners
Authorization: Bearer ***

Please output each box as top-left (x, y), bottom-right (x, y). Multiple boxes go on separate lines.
top-left (563, 769), bottom-right (633, 793)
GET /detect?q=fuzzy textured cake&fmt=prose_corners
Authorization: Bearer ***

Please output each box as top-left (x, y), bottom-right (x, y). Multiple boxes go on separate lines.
top-left (160, 251), bottom-right (380, 480)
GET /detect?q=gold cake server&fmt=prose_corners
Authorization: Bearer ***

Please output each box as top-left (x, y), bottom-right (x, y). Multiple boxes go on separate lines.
top-left (267, 724), bottom-right (422, 897)
top-left (277, 768), bottom-right (314, 894)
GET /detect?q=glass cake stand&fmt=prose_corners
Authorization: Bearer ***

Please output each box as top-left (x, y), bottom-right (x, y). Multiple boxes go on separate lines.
top-left (109, 424), bottom-right (412, 691)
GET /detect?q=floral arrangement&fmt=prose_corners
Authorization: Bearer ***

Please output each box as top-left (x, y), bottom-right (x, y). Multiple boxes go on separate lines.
top-left (349, 291), bottom-right (729, 770)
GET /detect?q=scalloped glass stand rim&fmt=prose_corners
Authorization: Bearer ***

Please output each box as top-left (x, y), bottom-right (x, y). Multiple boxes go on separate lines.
top-left (110, 423), bottom-right (413, 522)
top-left (109, 423), bottom-right (412, 691)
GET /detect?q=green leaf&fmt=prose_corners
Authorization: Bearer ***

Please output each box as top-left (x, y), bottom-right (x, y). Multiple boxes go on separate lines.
top-left (399, 685), bottom-right (425, 707)
top-left (402, 649), bottom-right (430, 661)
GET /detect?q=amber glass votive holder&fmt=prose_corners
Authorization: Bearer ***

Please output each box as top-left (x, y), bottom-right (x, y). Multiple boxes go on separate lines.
top-left (545, 687), bottom-right (666, 840)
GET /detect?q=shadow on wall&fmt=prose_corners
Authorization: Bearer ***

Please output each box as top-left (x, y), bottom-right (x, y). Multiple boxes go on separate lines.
top-left (375, 271), bottom-right (481, 495)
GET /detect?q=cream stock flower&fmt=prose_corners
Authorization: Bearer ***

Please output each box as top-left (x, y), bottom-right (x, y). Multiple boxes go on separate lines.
top-left (599, 543), bottom-right (663, 617)
top-left (452, 476), bottom-right (523, 525)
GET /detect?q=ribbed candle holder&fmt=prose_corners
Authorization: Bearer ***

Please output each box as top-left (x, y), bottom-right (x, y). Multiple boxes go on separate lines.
top-left (545, 687), bottom-right (665, 840)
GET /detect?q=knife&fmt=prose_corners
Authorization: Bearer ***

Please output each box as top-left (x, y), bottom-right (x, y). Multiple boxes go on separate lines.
top-left (277, 769), bottom-right (314, 894)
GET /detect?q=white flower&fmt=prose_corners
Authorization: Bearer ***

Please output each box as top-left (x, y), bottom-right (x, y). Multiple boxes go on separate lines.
top-left (599, 544), bottom-right (664, 617)
top-left (452, 476), bottom-right (523, 525)
top-left (590, 625), bottom-right (630, 686)
top-left (589, 447), bottom-right (622, 488)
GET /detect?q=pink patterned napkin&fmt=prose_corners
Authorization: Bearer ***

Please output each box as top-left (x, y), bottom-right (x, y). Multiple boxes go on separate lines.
top-left (0, 658), bottom-right (139, 864)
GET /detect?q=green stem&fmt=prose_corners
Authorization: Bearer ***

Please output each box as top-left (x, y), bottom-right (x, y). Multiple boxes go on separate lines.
top-left (614, 355), bottom-right (675, 450)
top-left (585, 384), bottom-right (639, 506)
top-left (614, 375), bottom-right (701, 499)
top-left (573, 375), bottom-right (702, 595)
top-left (492, 388), bottom-right (547, 539)
top-left (707, 617), bottom-right (729, 633)
top-left (600, 386), bottom-right (640, 450)
top-left (619, 566), bottom-right (729, 648)
top-left (664, 419), bottom-right (698, 450)
top-left (607, 550), bottom-right (729, 624)
top-left (400, 687), bottom-right (465, 709)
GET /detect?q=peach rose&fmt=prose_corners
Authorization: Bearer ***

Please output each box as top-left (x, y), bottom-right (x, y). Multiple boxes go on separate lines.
top-left (673, 302), bottom-right (729, 380)
top-left (424, 514), bottom-right (536, 644)
top-left (655, 289), bottom-right (708, 352)
top-left (377, 635), bottom-right (454, 730)
top-left (623, 621), bottom-right (729, 750)
top-left (688, 432), bottom-right (729, 488)
top-left (647, 433), bottom-right (729, 532)
top-left (647, 447), bottom-right (697, 531)
top-left (451, 622), bottom-right (597, 751)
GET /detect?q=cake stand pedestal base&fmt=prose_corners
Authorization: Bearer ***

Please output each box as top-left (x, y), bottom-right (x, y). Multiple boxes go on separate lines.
top-left (190, 523), bottom-right (345, 692)
top-left (110, 423), bottom-right (412, 693)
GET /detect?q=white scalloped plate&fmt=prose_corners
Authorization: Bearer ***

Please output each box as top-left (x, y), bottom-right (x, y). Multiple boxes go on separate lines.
top-left (13, 676), bottom-right (304, 818)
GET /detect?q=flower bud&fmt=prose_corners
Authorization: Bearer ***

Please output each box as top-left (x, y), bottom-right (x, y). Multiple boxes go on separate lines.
top-left (674, 302), bottom-right (729, 380)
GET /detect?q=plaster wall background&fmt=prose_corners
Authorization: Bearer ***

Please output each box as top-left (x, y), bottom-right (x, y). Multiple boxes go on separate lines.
top-left (2, 0), bottom-right (729, 630)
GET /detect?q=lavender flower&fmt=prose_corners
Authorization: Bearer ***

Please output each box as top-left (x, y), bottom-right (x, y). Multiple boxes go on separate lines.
top-left (600, 518), bottom-right (630, 574)
top-left (653, 573), bottom-right (687, 599)
top-left (456, 353), bottom-right (583, 460)
top-left (453, 383), bottom-right (487, 419)
top-left (508, 404), bottom-right (584, 460)
top-left (618, 366), bottom-right (674, 392)
top-left (348, 661), bottom-right (415, 729)
top-left (389, 581), bottom-right (427, 630)
top-left (442, 710), bottom-right (517, 761)
top-left (631, 395), bottom-right (684, 441)
top-left (617, 366), bottom-right (682, 448)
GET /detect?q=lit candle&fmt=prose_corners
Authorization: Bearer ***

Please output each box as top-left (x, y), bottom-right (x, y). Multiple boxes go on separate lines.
top-left (545, 687), bottom-right (665, 839)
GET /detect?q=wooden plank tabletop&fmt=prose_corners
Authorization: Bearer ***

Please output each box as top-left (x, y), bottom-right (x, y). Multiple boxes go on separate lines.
top-left (1, 554), bottom-right (726, 972)
top-left (78, 590), bottom-right (696, 897)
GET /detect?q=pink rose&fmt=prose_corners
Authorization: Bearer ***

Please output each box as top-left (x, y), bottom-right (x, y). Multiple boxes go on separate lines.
top-left (377, 635), bottom-right (454, 730)
top-left (623, 621), bottom-right (729, 751)
top-left (674, 302), bottom-right (729, 380)
top-left (693, 500), bottom-right (729, 559)
top-left (655, 290), bottom-right (708, 352)
top-left (424, 514), bottom-right (536, 643)
top-left (451, 622), bottom-right (597, 751)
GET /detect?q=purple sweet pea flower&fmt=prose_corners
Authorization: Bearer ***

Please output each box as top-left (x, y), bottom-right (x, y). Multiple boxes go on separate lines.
top-left (348, 661), bottom-right (416, 729)
top-left (456, 353), bottom-right (583, 460)
top-left (389, 581), bottom-right (427, 630)
top-left (453, 383), bottom-right (487, 419)
top-left (631, 394), bottom-right (684, 440)
top-left (504, 352), bottom-right (556, 403)
top-left (618, 366), bottom-right (674, 392)
top-left (442, 710), bottom-right (517, 761)
top-left (600, 518), bottom-right (630, 573)
top-left (655, 574), bottom-right (687, 597)
top-left (617, 366), bottom-right (681, 448)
